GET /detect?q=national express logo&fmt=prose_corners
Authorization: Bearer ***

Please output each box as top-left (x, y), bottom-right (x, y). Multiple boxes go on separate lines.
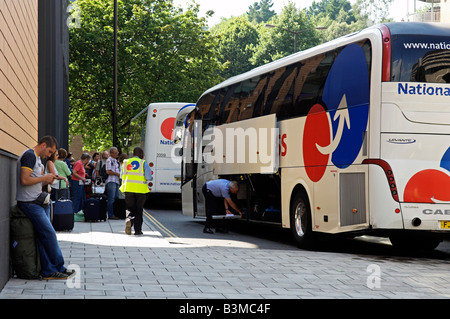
top-left (160, 117), bottom-right (176, 145)
top-left (404, 147), bottom-right (450, 204)
top-left (303, 44), bottom-right (370, 182)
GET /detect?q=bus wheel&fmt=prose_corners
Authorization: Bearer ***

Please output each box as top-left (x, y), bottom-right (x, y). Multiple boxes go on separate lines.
top-left (290, 191), bottom-right (313, 248)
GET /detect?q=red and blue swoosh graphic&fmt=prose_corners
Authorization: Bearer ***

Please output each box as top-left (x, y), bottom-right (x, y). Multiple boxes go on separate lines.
top-left (303, 44), bottom-right (370, 182)
top-left (404, 147), bottom-right (450, 204)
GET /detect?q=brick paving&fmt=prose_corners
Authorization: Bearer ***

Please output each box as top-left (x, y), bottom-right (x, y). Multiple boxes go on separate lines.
top-left (1, 219), bottom-right (450, 299)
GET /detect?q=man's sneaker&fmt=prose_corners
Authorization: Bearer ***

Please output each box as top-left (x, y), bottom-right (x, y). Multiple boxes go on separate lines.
top-left (125, 220), bottom-right (132, 235)
top-left (43, 272), bottom-right (69, 280)
top-left (63, 269), bottom-right (76, 278)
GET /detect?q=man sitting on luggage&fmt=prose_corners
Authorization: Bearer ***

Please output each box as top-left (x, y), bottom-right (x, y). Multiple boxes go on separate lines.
top-left (16, 136), bottom-right (75, 280)
top-left (202, 179), bottom-right (243, 234)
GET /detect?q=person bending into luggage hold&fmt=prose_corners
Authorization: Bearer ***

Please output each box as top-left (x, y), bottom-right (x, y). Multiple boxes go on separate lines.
top-left (16, 136), bottom-right (75, 280)
top-left (120, 147), bottom-right (152, 235)
top-left (202, 179), bottom-right (243, 234)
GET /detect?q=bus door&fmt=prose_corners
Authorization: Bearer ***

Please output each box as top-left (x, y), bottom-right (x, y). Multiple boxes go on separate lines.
top-left (181, 118), bottom-right (203, 217)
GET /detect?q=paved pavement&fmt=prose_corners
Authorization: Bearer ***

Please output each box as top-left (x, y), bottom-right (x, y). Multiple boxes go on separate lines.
top-left (1, 217), bottom-right (450, 299)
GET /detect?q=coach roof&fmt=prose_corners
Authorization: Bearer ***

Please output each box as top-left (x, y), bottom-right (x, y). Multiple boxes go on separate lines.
top-left (197, 22), bottom-right (450, 103)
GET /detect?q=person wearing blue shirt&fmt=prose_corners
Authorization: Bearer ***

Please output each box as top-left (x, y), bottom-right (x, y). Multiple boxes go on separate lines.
top-left (202, 179), bottom-right (242, 234)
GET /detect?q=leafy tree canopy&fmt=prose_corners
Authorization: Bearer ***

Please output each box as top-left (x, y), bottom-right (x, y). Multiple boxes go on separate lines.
top-left (69, 0), bottom-right (224, 151)
top-left (69, 0), bottom-right (394, 151)
top-left (247, 0), bottom-right (276, 23)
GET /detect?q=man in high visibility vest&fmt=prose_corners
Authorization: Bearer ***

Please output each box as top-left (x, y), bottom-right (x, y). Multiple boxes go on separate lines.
top-left (119, 147), bottom-right (152, 235)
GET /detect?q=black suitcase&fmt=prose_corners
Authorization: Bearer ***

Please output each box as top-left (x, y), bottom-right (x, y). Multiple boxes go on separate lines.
top-left (52, 200), bottom-right (74, 231)
top-left (114, 198), bottom-right (126, 219)
top-left (84, 195), bottom-right (107, 222)
top-left (92, 194), bottom-right (107, 220)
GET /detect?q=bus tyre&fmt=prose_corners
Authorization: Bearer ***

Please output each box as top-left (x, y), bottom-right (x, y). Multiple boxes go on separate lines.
top-left (290, 191), bottom-right (314, 248)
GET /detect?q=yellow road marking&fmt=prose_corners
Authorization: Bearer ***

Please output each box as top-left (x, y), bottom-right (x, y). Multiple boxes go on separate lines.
top-left (143, 209), bottom-right (178, 239)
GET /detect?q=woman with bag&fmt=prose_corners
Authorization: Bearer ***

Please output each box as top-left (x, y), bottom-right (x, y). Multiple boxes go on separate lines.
top-left (46, 151), bottom-right (69, 201)
top-left (54, 148), bottom-right (72, 200)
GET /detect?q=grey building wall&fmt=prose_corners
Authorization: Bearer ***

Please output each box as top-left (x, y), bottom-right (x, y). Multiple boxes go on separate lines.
top-left (0, 151), bottom-right (18, 290)
top-left (38, 0), bottom-right (70, 150)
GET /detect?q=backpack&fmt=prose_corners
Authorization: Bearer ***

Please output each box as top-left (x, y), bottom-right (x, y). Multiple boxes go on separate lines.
top-left (10, 206), bottom-right (42, 279)
top-left (98, 161), bottom-right (108, 182)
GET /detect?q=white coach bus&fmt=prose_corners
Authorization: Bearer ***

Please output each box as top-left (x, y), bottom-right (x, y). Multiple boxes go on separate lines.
top-left (180, 23), bottom-right (450, 250)
top-left (126, 102), bottom-right (195, 194)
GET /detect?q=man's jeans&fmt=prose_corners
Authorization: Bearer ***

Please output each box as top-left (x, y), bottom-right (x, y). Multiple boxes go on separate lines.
top-left (106, 182), bottom-right (119, 218)
top-left (17, 202), bottom-right (66, 277)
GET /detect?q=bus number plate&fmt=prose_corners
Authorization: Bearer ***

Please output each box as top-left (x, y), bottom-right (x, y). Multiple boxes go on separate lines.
top-left (440, 221), bottom-right (450, 229)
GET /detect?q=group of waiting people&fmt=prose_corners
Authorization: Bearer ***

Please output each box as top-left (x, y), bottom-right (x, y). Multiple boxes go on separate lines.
top-left (16, 136), bottom-right (154, 280)
top-left (70, 147), bottom-right (126, 220)
top-left (44, 146), bottom-right (128, 221)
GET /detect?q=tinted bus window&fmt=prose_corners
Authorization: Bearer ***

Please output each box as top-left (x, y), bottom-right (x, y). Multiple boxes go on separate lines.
top-left (391, 35), bottom-right (450, 83)
top-left (293, 52), bottom-right (334, 118)
top-left (197, 40), bottom-right (371, 124)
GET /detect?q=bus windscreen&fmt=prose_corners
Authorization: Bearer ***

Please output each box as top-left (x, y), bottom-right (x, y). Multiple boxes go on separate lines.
top-left (391, 35), bottom-right (450, 84)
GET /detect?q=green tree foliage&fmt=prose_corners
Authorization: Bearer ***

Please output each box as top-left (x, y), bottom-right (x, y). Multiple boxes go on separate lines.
top-left (308, 0), bottom-right (394, 42)
top-left (251, 2), bottom-right (321, 66)
top-left (247, 0), bottom-right (276, 23)
top-left (355, 0), bottom-right (394, 24)
top-left (210, 15), bottom-right (260, 78)
top-left (69, 0), bottom-right (224, 150)
top-left (69, 0), bottom-right (395, 151)
top-left (308, 0), bottom-right (355, 23)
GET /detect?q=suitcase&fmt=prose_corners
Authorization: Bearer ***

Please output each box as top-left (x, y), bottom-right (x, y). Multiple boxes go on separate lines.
top-left (114, 198), bottom-right (126, 219)
top-left (52, 200), bottom-right (74, 231)
top-left (84, 195), bottom-right (107, 222)
top-left (92, 194), bottom-right (107, 220)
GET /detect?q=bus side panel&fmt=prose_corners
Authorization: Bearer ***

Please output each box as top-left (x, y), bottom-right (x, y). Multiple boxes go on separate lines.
top-left (279, 113), bottom-right (370, 234)
top-left (279, 117), bottom-right (309, 229)
top-left (281, 167), bottom-right (313, 230)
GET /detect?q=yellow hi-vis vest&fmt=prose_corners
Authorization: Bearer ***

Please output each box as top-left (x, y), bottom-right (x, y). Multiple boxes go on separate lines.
top-left (119, 158), bottom-right (150, 194)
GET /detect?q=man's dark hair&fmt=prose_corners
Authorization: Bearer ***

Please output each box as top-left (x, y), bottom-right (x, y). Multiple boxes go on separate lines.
top-left (80, 153), bottom-right (91, 160)
top-left (133, 147), bottom-right (145, 159)
top-left (38, 136), bottom-right (58, 149)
